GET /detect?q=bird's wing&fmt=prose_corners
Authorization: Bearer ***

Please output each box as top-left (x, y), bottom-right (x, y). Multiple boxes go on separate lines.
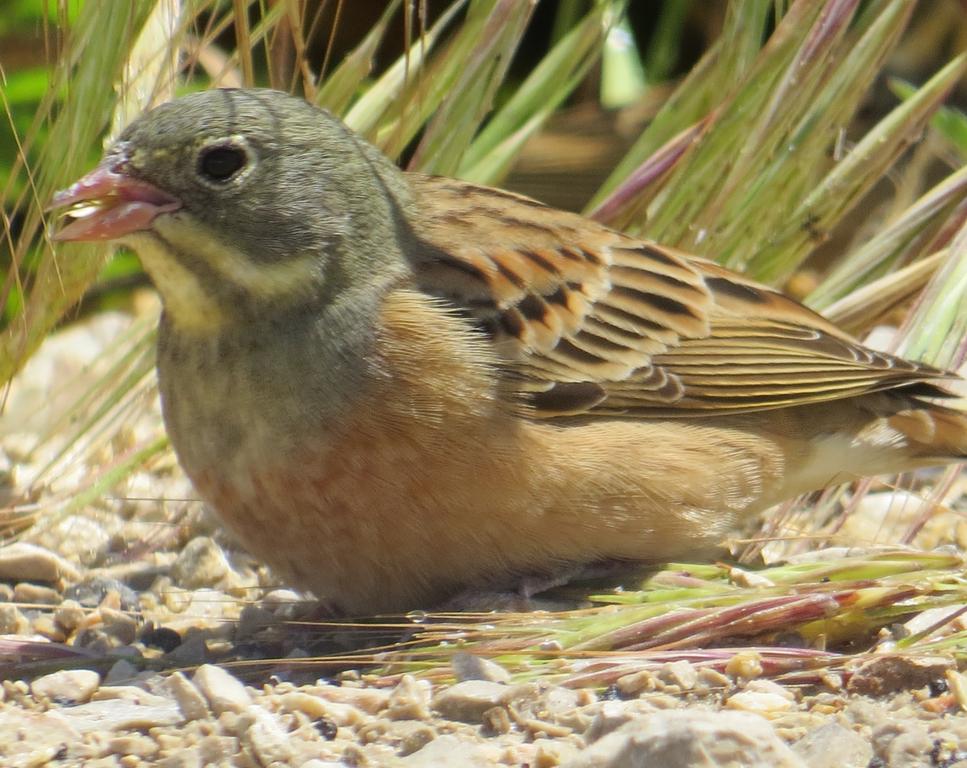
top-left (406, 175), bottom-right (954, 418)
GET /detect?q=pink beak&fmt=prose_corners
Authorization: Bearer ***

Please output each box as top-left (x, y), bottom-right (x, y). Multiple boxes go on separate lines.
top-left (49, 161), bottom-right (182, 242)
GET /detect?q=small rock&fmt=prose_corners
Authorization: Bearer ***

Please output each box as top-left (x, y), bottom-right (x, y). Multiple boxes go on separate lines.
top-left (482, 706), bottom-right (512, 736)
top-left (451, 652), bottom-right (512, 683)
top-left (396, 722), bottom-right (437, 756)
top-left (192, 663), bottom-right (251, 714)
top-left (236, 604), bottom-right (277, 639)
top-left (35, 515), bottom-right (111, 567)
top-left (65, 578), bottom-right (139, 610)
top-left (657, 661), bottom-right (698, 691)
top-left (93, 686), bottom-right (170, 705)
top-left (312, 683), bottom-right (390, 714)
top-left (848, 654), bottom-right (955, 696)
top-left (280, 692), bottom-right (366, 727)
top-left (872, 719), bottom-right (933, 767)
top-left (53, 599), bottom-right (86, 632)
top-left (107, 733), bottom-right (160, 759)
top-left (793, 722), bottom-right (872, 768)
top-left (432, 680), bottom-right (508, 724)
top-left (31, 669), bottom-right (101, 704)
top-left (99, 607), bottom-right (138, 645)
top-left (400, 734), bottom-right (497, 767)
top-left (0, 542), bottom-right (81, 582)
top-left (239, 706), bottom-right (294, 766)
top-left (726, 690), bottom-right (795, 714)
top-left (170, 537), bottom-right (232, 589)
top-left (56, 697), bottom-right (184, 733)
top-left (168, 671), bottom-right (210, 721)
top-left (564, 710), bottom-right (805, 768)
top-left (584, 700), bottom-right (661, 742)
top-left (0, 603), bottom-right (28, 634)
top-left (13, 582), bottom-right (62, 605)
top-left (0, 709), bottom-right (82, 758)
top-left (386, 674), bottom-right (432, 720)
top-left (725, 650), bottom-right (764, 680)
top-left (140, 625), bottom-right (182, 652)
top-left (31, 614), bottom-right (66, 642)
top-left (103, 658), bottom-right (142, 686)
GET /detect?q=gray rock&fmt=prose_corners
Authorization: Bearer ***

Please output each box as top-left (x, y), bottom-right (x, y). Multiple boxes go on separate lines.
top-left (793, 722), bottom-right (872, 768)
top-left (400, 734), bottom-right (496, 767)
top-left (872, 719), bottom-right (934, 768)
top-left (451, 652), bottom-right (511, 683)
top-left (170, 536), bottom-right (232, 589)
top-left (35, 515), bottom-right (111, 567)
top-left (431, 680), bottom-right (507, 724)
top-left (564, 710), bottom-right (806, 768)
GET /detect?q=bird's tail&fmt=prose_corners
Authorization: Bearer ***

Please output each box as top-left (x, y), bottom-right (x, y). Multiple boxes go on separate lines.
top-left (888, 404), bottom-right (967, 460)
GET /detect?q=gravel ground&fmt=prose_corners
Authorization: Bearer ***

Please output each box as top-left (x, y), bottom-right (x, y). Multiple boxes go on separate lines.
top-left (1, 309), bottom-right (966, 768)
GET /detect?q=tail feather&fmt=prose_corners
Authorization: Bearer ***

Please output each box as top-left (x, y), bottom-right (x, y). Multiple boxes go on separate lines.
top-left (888, 405), bottom-right (967, 459)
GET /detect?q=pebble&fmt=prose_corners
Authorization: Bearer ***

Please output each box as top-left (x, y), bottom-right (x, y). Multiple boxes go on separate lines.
top-left (793, 721), bottom-right (872, 768)
top-left (56, 697), bottom-right (184, 733)
top-left (13, 582), bottom-right (62, 605)
top-left (432, 680), bottom-right (508, 723)
top-left (0, 542), bottom-right (81, 583)
top-left (0, 603), bottom-right (28, 634)
top-left (565, 710), bottom-right (806, 768)
top-left (312, 683), bottom-right (390, 714)
top-left (99, 607), bottom-right (139, 645)
top-left (451, 652), bottom-right (512, 683)
top-left (170, 536), bottom-right (232, 589)
top-left (102, 658), bottom-right (142, 686)
top-left (53, 598), bottom-right (87, 632)
top-left (0, 709), bottom-right (83, 761)
top-left (239, 706), bottom-right (295, 766)
top-left (65, 578), bottom-right (140, 611)
top-left (168, 671), bottom-right (210, 721)
top-left (192, 664), bottom-right (251, 714)
top-left (400, 734), bottom-right (498, 767)
top-left (847, 654), bottom-right (954, 696)
top-left (30, 669), bottom-right (101, 704)
top-left (386, 675), bottom-right (432, 721)
top-left (34, 515), bottom-right (112, 567)
top-left (31, 613), bottom-right (66, 641)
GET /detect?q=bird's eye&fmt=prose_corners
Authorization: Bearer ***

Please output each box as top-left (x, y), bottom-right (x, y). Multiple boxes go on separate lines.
top-left (197, 143), bottom-right (248, 183)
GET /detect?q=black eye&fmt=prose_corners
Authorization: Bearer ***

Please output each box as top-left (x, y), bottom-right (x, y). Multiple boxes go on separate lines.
top-left (198, 144), bottom-right (247, 182)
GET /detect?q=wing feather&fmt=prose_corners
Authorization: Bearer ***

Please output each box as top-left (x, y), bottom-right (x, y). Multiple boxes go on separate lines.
top-left (406, 175), bottom-right (955, 418)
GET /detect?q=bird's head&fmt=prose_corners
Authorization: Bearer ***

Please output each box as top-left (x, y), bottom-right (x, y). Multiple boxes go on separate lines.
top-left (51, 88), bottom-right (411, 330)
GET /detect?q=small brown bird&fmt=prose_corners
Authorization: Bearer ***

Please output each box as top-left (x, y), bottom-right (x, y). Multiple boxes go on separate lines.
top-left (51, 89), bottom-right (966, 613)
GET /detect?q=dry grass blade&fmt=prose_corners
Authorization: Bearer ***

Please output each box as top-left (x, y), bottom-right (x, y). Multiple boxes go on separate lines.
top-left (358, 551), bottom-right (967, 687)
top-left (822, 250), bottom-right (947, 335)
top-left (588, 0), bottom-right (773, 211)
top-left (0, 2), bottom-right (160, 382)
top-left (459, 0), bottom-right (625, 185)
top-left (808, 165), bottom-right (967, 312)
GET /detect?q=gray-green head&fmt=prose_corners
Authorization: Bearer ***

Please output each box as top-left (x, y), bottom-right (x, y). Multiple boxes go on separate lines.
top-left (52, 88), bottom-right (411, 330)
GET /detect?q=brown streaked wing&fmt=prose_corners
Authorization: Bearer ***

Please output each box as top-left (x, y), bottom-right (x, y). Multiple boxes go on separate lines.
top-left (405, 175), bottom-right (956, 418)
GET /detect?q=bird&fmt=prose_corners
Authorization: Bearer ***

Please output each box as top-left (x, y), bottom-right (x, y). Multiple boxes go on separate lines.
top-left (50, 88), bottom-right (966, 614)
